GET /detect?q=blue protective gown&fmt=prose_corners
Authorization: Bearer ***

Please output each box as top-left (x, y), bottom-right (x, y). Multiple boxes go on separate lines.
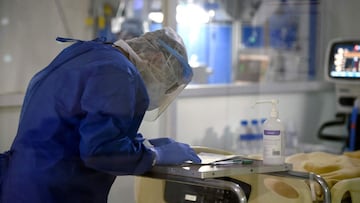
top-left (1, 38), bottom-right (154, 203)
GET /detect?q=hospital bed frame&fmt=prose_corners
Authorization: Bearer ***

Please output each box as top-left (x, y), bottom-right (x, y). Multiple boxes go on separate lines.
top-left (137, 147), bottom-right (332, 203)
top-left (140, 168), bottom-right (331, 203)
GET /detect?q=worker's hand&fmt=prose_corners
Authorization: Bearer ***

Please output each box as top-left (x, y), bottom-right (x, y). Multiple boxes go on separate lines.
top-left (153, 142), bottom-right (201, 165)
top-left (148, 137), bottom-right (175, 146)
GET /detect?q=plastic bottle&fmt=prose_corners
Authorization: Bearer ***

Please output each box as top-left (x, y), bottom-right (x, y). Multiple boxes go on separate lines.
top-left (236, 120), bottom-right (252, 155)
top-left (203, 127), bottom-right (219, 149)
top-left (250, 119), bottom-right (262, 154)
top-left (221, 125), bottom-right (234, 152)
top-left (285, 121), bottom-right (298, 155)
top-left (254, 99), bottom-right (285, 165)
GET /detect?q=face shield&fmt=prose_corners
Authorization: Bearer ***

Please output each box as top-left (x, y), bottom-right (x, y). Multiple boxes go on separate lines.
top-left (143, 39), bottom-right (192, 120)
top-left (122, 27), bottom-right (193, 121)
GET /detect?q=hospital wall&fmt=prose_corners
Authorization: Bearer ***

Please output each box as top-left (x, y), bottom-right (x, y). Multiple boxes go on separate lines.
top-left (173, 84), bottom-right (337, 148)
top-left (0, 83), bottom-right (338, 153)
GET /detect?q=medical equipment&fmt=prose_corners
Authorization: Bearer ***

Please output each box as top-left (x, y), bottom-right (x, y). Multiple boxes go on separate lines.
top-left (136, 146), bottom-right (332, 203)
top-left (319, 39), bottom-right (360, 151)
top-left (326, 39), bottom-right (360, 113)
top-left (151, 156), bottom-right (290, 179)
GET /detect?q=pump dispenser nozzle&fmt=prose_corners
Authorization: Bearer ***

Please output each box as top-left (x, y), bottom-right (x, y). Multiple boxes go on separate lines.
top-left (253, 99), bottom-right (279, 118)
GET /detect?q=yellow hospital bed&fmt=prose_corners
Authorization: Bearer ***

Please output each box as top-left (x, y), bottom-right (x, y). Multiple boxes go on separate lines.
top-left (286, 150), bottom-right (360, 203)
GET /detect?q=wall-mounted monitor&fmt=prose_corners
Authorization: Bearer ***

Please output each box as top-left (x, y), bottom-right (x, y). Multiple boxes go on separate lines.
top-left (326, 39), bottom-right (360, 112)
top-left (326, 39), bottom-right (360, 83)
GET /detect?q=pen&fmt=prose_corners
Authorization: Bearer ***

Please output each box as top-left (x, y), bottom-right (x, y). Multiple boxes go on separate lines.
top-left (181, 159), bottom-right (253, 166)
top-left (211, 159), bottom-right (253, 165)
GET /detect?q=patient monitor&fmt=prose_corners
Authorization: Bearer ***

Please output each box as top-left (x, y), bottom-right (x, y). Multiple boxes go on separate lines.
top-left (325, 39), bottom-right (360, 113)
top-left (319, 39), bottom-right (360, 151)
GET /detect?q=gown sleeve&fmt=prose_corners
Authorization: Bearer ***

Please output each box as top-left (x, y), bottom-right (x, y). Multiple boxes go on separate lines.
top-left (78, 63), bottom-right (154, 175)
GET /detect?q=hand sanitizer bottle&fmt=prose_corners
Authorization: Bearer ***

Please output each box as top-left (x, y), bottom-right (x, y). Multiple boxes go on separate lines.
top-left (254, 99), bottom-right (285, 165)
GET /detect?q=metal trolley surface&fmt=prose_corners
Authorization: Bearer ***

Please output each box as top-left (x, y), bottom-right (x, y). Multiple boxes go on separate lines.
top-left (140, 158), bottom-right (331, 203)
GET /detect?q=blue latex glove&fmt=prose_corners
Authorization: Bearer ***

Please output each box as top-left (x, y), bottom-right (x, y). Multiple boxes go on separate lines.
top-left (153, 142), bottom-right (201, 165)
top-left (148, 137), bottom-right (175, 146)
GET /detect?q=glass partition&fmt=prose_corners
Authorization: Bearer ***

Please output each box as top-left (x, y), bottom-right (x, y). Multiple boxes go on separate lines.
top-left (0, 0), bottom-right (320, 95)
top-left (95, 0), bottom-right (320, 85)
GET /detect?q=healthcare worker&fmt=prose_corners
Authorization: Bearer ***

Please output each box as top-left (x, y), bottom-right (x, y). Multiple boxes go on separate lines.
top-left (0, 27), bottom-right (201, 203)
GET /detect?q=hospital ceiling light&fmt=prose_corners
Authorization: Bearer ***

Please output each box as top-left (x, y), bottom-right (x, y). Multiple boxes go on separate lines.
top-left (148, 12), bottom-right (163, 23)
top-left (176, 3), bottom-right (210, 24)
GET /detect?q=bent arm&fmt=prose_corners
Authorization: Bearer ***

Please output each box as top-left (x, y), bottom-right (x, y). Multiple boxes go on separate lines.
top-left (79, 65), bottom-right (152, 175)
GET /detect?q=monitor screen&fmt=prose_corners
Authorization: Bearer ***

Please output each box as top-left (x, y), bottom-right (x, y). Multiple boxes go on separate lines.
top-left (328, 40), bottom-right (360, 82)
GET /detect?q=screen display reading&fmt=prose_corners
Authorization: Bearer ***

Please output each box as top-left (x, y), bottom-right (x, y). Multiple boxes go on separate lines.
top-left (329, 41), bottom-right (360, 80)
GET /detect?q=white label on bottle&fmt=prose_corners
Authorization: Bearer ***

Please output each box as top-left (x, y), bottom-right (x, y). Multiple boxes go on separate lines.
top-left (263, 130), bottom-right (282, 156)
